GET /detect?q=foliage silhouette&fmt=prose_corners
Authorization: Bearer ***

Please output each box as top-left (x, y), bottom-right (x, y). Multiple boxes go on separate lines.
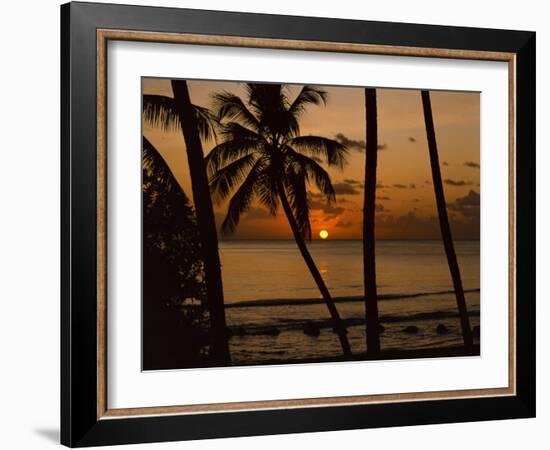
top-left (142, 136), bottom-right (210, 369)
top-left (207, 83), bottom-right (352, 355)
top-left (143, 83), bottom-right (231, 364)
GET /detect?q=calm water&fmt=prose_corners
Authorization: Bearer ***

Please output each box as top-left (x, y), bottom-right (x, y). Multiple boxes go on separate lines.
top-left (218, 240), bottom-right (480, 363)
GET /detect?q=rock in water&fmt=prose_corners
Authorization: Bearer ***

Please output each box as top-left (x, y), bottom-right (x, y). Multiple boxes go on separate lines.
top-left (436, 324), bottom-right (449, 334)
top-left (303, 322), bottom-right (321, 337)
top-left (402, 325), bottom-right (419, 334)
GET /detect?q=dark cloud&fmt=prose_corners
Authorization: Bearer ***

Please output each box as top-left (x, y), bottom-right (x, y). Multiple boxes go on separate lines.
top-left (376, 204), bottom-right (385, 212)
top-left (343, 178), bottom-right (362, 186)
top-left (392, 183), bottom-right (416, 189)
top-left (335, 133), bottom-right (386, 151)
top-left (309, 197), bottom-right (345, 219)
top-left (408, 137), bottom-right (417, 143)
top-left (335, 133), bottom-right (365, 151)
top-left (308, 191), bottom-right (325, 200)
top-left (464, 161), bottom-right (480, 169)
top-left (335, 220), bottom-right (353, 228)
top-left (333, 182), bottom-right (361, 195)
top-left (376, 196), bottom-right (391, 201)
top-left (442, 161), bottom-right (449, 166)
top-left (377, 209), bottom-right (479, 240)
top-left (448, 190), bottom-right (480, 218)
top-left (444, 179), bottom-right (473, 187)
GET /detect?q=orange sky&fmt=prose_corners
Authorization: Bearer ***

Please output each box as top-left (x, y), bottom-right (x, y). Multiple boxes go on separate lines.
top-left (143, 78), bottom-right (480, 240)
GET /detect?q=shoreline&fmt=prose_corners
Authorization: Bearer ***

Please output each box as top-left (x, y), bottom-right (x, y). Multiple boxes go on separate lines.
top-left (154, 345), bottom-right (481, 371)
top-left (226, 288), bottom-right (480, 309)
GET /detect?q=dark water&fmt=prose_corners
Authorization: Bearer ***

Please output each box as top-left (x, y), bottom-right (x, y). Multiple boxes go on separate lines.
top-left (218, 240), bottom-right (480, 363)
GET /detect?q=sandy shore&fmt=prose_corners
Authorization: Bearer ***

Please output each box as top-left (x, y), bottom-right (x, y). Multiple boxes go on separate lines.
top-left (229, 345), bottom-right (481, 367)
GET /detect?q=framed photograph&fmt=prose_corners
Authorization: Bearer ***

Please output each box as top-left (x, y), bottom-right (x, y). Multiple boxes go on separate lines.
top-left (61, 1), bottom-right (536, 447)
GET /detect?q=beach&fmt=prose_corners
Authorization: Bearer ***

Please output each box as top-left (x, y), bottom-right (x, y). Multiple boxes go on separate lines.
top-left (219, 240), bottom-right (480, 364)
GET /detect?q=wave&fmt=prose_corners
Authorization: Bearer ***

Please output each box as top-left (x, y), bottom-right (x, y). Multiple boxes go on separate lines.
top-left (227, 309), bottom-right (481, 336)
top-left (226, 288), bottom-right (480, 309)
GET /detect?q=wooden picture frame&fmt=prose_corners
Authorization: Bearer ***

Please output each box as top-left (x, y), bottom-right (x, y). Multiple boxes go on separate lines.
top-left (61, 1), bottom-right (535, 446)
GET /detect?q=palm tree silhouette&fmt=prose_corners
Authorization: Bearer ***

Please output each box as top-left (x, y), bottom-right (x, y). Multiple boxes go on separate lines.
top-left (421, 90), bottom-right (473, 349)
top-left (363, 88), bottom-right (381, 353)
top-left (143, 81), bottom-right (231, 365)
top-left (207, 83), bottom-right (352, 356)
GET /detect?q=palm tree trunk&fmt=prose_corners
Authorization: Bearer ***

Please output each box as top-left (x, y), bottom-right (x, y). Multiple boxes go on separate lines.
top-left (277, 183), bottom-right (352, 356)
top-left (171, 80), bottom-right (231, 364)
top-left (421, 90), bottom-right (473, 349)
top-left (363, 88), bottom-right (381, 354)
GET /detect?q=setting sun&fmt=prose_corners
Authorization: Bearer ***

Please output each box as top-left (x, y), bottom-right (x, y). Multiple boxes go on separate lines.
top-left (319, 230), bottom-right (329, 240)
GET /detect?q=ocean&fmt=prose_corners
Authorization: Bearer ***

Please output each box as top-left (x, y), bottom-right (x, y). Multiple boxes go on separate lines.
top-left (218, 240), bottom-right (480, 364)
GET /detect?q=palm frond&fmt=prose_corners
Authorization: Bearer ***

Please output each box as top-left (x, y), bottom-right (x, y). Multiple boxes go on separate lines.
top-left (143, 136), bottom-right (175, 194)
top-left (143, 95), bottom-right (217, 142)
top-left (209, 153), bottom-right (258, 203)
top-left (285, 148), bottom-right (336, 202)
top-left (288, 135), bottom-right (349, 169)
top-left (284, 165), bottom-right (312, 240)
top-left (221, 159), bottom-right (264, 235)
top-left (211, 91), bottom-right (260, 132)
top-left (143, 95), bottom-right (179, 131)
top-left (206, 138), bottom-right (261, 179)
top-left (254, 162), bottom-right (281, 215)
top-left (219, 121), bottom-right (264, 143)
top-left (289, 86), bottom-right (328, 117)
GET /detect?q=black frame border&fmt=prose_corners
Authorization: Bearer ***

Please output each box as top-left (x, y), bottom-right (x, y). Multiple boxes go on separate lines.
top-left (61, 2), bottom-right (536, 447)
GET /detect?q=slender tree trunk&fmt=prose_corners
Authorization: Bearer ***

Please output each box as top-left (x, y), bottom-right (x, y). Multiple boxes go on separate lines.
top-left (277, 184), bottom-right (352, 356)
top-left (171, 80), bottom-right (231, 364)
top-left (421, 90), bottom-right (473, 349)
top-left (363, 88), bottom-right (381, 354)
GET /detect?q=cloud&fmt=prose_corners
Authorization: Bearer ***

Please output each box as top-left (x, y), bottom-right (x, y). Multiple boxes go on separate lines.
top-left (448, 190), bottom-right (480, 218)
top-left (376, 196), bottom-right (391, 201)
top-left (343, 178), bottom-right (363, 186)
top-left (392, 183), bottom-right (416, 189)
top-left (335, 133), bottom-right (386, 151)
top-left (464, 161), bottom-right (480, 169)
top-left (409, 137), bottom-right (417, 142)
top-left (309, 196), bottom-right (345, 219)
top-left (444, 179), bottom-right (473, 186)
top-left (377, 208), bottom-right (479, 240)
top-left (442, 161), bottom-right (449, 166)
top-left (333, 182), bottom-right (361, 195)
top-left (335, 220), bottom-right (353, 228)
top-left (335, 133), bottom-right (364, 151)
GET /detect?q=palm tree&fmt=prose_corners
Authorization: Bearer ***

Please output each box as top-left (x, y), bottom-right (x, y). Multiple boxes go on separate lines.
top-left (420, 90), bottom-right (473, 349)
top-left (207, 83), bottom-right (352, 356)
top-left (363, 88), bottom-right (381, 354)
top-left (143, 81), bottom-right (231, 365)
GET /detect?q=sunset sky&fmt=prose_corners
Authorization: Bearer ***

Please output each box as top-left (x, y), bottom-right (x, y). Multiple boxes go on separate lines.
top-left (143, 78), bottom-right (480, 240)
